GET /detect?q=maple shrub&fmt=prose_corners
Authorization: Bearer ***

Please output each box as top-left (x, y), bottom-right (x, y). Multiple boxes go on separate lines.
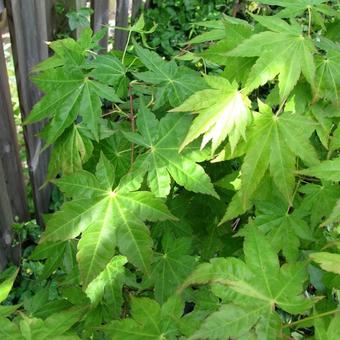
top-left (1, 1), bottom-right (340, 339)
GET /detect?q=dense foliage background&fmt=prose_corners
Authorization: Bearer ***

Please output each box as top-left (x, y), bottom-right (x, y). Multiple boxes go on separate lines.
top-left (0, 1), bottom-right (339, 339)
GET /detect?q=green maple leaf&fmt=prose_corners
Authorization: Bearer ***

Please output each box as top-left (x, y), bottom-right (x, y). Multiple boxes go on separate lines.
top-left (227, 15), bottom-right (316, 100)
top-left (85, 54), bottom-right (128, 97)
top-left (150, 233), bottom-right (196, 304)
top-left (27, 67), bottom-right (121, 143)
top-left (299, 157), bottom-right (340, 181)
top-left (123, 101), bottom-right (217, 198)
top-left (172, 75), bottom-right (251, 154)
top-left (0, 307), bottom-right (84, 340)
top-left (40, 153), bottom-right (175, 287)
top-left (181, 227), bottom-right (315, 339)
top-left (47, 125), bottom-right (93, 180)
top-left (251, 201), bottom-right (314, 262)
top-left (134, 43), bottom-right (206, 108)
top-left (314, 314), bottom-right (340, 340)
top-left (315, 39), bottom-right (340, 106)
top-left (104, 296), bottom-right (183, 339)
top-left (310, 252), bottom-right (340, 275)
top-left (298, 182), bottom-right (340, 226)
top-left (258, 0), bottom-right (339, 19)
top-left (0, 268), bottom-right (18, 304)
top-left (237, 102), bottom-right (318, 208)
top-left (85, 255), bottom-right (127, 306)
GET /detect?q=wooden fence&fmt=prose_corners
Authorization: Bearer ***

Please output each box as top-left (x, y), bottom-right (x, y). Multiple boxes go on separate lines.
top-left (0, 0), bottom-right (144, 270)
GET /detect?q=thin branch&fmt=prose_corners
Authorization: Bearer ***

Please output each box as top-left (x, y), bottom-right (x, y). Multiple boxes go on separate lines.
top-left (129, 84), bottom-right (136, 165)
top-left (307, 6), bottom-right (312, 38)
top-left (275, 99), bottom-right (287, 117)
top-left (282, 309), bottom-right (340, 329)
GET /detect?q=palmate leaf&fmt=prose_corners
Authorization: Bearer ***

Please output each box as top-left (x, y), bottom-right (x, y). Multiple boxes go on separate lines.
top-left (299, 157), bottom-right (340, 181)
top-left (182, 227), bottom-right (315, 339)
top-left (40, 154), bottom-right (175, 287)
top-left (47, 125), bottom-right (93, 180)
top-left (150, 233), bottom-right (196, 304)
top-left (227, 16), bottom-right (315, 100)
top-left (104, 296), bottom-right (183, 340)
top-left (172, 75), bottom-right (251, 154)
top-left (315, 39), bottom-right (340, 106)
top-left (85, 255), bottom-right (127, 305)
top-left (310, 252), bottom-right (340, 274)
top-left (298, 182), bottom-right (340, 226)
top-left (27, 67), bottom-right (122, 143)
top-left (258, 0), bottom-right (339, 19)
top-left (222, 104), bottom-right (318, 219)
top-left (123, 101), bottom-right (217, 198)
top-left (252, 201), bottom-right (314, 262)
top-left (0, 268), bottom-right (18, 303)
top-left (315, 315), bottom-right (340, 340)
top-left (134, 44), bottom-right (206, 108)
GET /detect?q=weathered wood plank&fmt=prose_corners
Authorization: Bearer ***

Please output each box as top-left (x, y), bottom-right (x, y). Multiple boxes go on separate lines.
top-left (91, 0), bottom-right (109, 51)
top-left (6, 0), bottom-right (53, 225)
top-left (0, 160), bottom-right (14, 271)
top-left (131, 0), bottom-right (142, 22)
top-left (114, 0), bottom-right (130, 51)
top-left (0, 33), bottom-right (28, 222)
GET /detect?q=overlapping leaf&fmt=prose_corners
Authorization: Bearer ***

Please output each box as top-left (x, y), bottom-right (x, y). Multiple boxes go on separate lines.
top-left (299, 157), bottom-right (340, 181)
top-left (232, 103), bottom-right (318, 210)
top-left (40, 154), bottom-right (174, 287)
top-left (172, 75), bottom-right (251, 154)
top-left (181, 227), bottom-right (315, 339)
top-left (123, 101), bottom-right (217, 198)
top-left (251, 201), bottom-right (314, 261)
top-left (134, 43), bottom-right (206, 108)
top-left (315, 39), bottom-right (340, 106)
top-left (150, 233), bottom-right (196, 304)
top-left (104, 296), bottom-right (183, 339)
top-left (227, 16), bottom-right (316, 100)
top-left (258, 0), bottom-right (339, 19)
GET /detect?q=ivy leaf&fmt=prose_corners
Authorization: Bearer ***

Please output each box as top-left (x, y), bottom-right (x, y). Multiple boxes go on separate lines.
top-left (104, 296), bottom-right (183, 339)
top-left (171, 75), bottom-right (251, 154)
top-left (40, 154), bottom-right (175, 287)
top-left (134, 43), bottom-right (206, 108)
top-left (150, 233), bottom-right (196, 304)
top-left (299, 157), bottom-right (340, 181)
top-left (182, 228), bottom-right (314, 339)
top-left (227, 18), bottom-right (315, 100)
top-left (124, 101), bottom-right (217, 198)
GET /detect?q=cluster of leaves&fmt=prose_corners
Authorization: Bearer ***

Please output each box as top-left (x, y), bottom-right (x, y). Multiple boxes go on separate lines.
top-left (1, 0), bottom-right (340, 339)
top-left (141, 0), bottom-right (231, 56)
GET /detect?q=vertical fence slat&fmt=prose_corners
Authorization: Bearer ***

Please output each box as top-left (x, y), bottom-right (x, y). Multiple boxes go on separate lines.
top-left (131, 0), bottom-right (142, 22)
top-left (0, 33), bottom-right (28, 222)
top-left (0, 160), bottom-right (15, 270)
top-left (6, 0), bottom-right (52, 225)
top-left (91, 0), bottom-right (109, 51)
top-left (114, 0), bottom-right (130, 51)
